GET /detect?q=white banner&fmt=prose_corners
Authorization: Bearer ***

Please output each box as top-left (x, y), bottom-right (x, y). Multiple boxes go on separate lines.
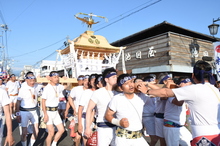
top-left (214, 42), bottom-right (220, 81)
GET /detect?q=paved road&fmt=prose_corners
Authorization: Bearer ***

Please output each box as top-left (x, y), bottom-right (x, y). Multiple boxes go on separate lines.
top-left (2, 118), bottom-right (160, 146)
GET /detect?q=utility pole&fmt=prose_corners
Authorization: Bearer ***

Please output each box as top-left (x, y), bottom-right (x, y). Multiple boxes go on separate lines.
top-left (1, 24), bottom-right (10, 74)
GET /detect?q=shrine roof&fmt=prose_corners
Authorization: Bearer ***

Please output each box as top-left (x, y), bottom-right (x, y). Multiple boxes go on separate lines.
top-left (61, 31), bottom-right (122, 55)
top-left (111, 21), bottom-right (219, 47)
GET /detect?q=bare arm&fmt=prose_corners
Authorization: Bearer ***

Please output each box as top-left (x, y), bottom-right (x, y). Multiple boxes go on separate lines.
top-left (105, 107), bottom-right (115, 123)
top-left (84, 100), bottom-right (96, 138)
top-left (137, 82), bottom-right (175, 98)
top-left (77, 105), bottom-right (84, 134)
top-left (42, 99), bottom-right (46, 115)
top-left (64, 101), bottom-right (70, 119)
top-left (148, 83), bottom-right (162, 89)
top-left (148, 88), bottom-right (175, 98)
top-left (42, 99), bottom-right (48, 123)
top-left (105, 107), bottom-right (129, 128)
top-left (16, 100), bottom-right (21, 113)
top-left (85, 100), bottom-right (96, 129)
top-left (3, 104), bottom-right (15, 146)
top-left (16, 100), bottom-right (21, 123)
top-left (172, 98), bottom-right (184, 106)
top-left (68, 96), bottom-right (76, 112)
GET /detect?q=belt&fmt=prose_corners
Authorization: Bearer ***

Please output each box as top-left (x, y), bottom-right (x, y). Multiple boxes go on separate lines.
top-left (116, 127), bottom-right (142, 139)
top-left (164, 119), bottom-right (182, 127)
top-left (97, 122), bottom-right (116, 128)
top-left (9, 94), bottom-right (18, 96)
top-left (20, 106), bottom-right (37, 111)
top-left (46, 107), bottom-right (58, 111)
top-left (154, 113), bottom-right (164, 119)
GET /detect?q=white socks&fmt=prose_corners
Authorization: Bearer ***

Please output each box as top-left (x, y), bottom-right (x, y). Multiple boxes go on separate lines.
top-left (29, 138), bottom-right (36, 146)
top-left (51, 141), bottom-right (57, 146)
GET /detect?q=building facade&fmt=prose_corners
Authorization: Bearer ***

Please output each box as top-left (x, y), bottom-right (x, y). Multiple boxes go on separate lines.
top-left (112, 21), bottom-right (218, 79)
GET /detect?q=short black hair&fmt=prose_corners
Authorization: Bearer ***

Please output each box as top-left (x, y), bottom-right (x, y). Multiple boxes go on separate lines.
top-left (10, 74), bottom-right (15, 78)
top-left (176, 76), bottom-right (192, 85)
top-left (89, 74), bottom-right (98, 82)
top-left (157, 73), bottom-right (169, 84)
top-left (25, 71), bottom-right (34, 77)
top-left (193, 60), bottom-right (212, 82)
top-left (133, 77), bottom-right (143, 83)
top-left (49, 71), bottom-right (58, 77)
top-left (117, 74), bottom-right (130, 87)
top-left (88, 74), bottom-right (98, 88)
top-left (102, 67), bottom-right (116, 86)
top-left (95, 74), bottom-right (103, 85)
top-left (95, 74), bottom-right (103, 89)
top-left (143, 74), bottom-right (156, 82)
top-left (77, 75), bottom-right (84, 81)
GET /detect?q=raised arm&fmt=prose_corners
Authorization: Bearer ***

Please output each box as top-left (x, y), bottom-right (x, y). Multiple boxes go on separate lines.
top-left (137, 82), bottom-right (175, 98)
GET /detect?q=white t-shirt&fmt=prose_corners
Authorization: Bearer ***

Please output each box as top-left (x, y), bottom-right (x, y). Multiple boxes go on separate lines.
top-left (6, 80), bottom-right (20, 95)
top-left (79, 89), bottom-right (94, 113)
top-left (21, 82), bottom-right (27, 87)
top-left (90, 87), bottom-right (115, 123)
top-left (17, 83), bottom-right (40, 108)
top-left (70, 86), bottom-right (84, 112)
top-left (42, 83), bottom-right (64, 107)
top-left (109, 93), bottom-right (144, 131)
top-left (164, 97), bottom-right (186, 125)
top-left (155, 97), bottom-right (166, 114)
top-left (0, 88), bottom-right (11, 119)
top-left (137, 93), bottom-right (156, 116)
top-left (0, 84), bottom-right (6, 90)
top-left (173, 83), bottom-right (220, 137)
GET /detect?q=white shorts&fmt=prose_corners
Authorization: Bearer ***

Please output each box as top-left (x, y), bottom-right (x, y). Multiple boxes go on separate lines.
top-left (115, 136), bottom-right (149, 146)
top-left (46, 111), bottom-right (62, 125)
top-left (9, 95), bottom-right (18, 103)
top-left (163, 126), bottom-right (192, 146)
top-left (58, 102), bottom-right (66, 110)
top-left (155, 117), bottom-right (164, 138)
top-left (20, 110), bottom-right (39, 127)
top-left (97, 126), bottom-right (116, 146)
top-left (143, 116), bottom-right (156, 135)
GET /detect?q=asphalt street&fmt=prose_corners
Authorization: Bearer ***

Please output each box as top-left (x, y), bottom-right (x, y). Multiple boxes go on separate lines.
top-left (2, 118), bottom-right (160, 146)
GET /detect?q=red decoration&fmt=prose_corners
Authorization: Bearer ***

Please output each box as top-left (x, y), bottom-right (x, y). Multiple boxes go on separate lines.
top-left (215, 45), bottom-right (220, 53)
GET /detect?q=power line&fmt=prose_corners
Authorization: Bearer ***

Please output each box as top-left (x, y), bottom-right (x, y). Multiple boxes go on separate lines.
top-left (0, 10), bottom-right (6, 24)
top-left (11, 0), bottom-right (162, 69)
top-left (9, 0), bottom-right (37, 26)
top-left (32, 0), bottom-right (162, 67)
top-left (33, 51), bottom-right (57, 67)
top-left (94, 0), bottom-right (162, 32)
top-left (11, 38), bottom-right (66, 58)
top-left (33, 44), bottom-right (65, 67)
top-left (93, 0), bottom-right (156, 30)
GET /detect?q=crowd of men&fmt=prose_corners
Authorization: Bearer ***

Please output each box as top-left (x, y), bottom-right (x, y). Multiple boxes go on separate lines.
top-left (0, 60), bottom-right (220, 146)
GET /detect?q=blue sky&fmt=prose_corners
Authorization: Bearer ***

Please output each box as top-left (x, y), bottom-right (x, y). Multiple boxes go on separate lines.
top-left (0, 0), bottom-right (220, 75)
